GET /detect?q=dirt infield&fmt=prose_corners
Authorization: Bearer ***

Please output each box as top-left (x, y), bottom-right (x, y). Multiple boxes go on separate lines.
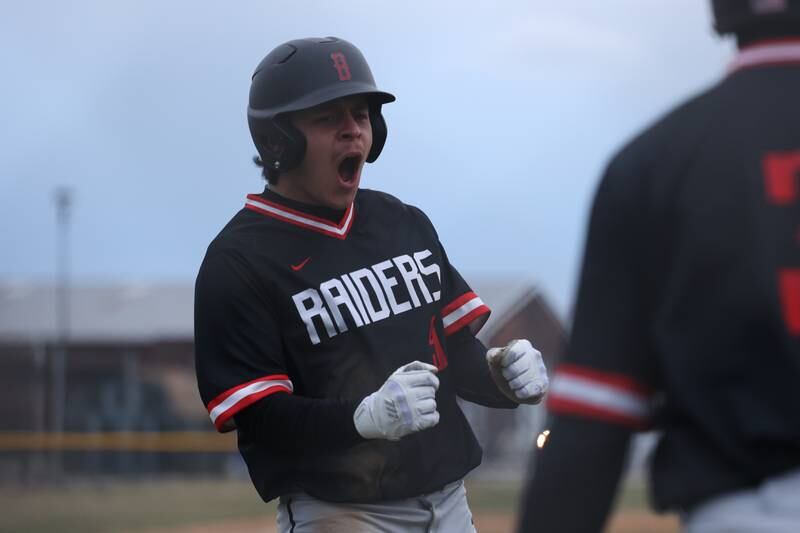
top-left (134, 510), bottom-right (679, 533)
top-left (474, 511), bottom-right (678, 533)
top-left (133, 520), bottom-right (276, 533)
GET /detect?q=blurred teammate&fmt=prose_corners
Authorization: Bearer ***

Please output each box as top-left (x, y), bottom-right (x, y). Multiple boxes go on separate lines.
top-left (193, 37), bottom-right (549, 532)
top-left (518, 1), bottom-right (800, 531)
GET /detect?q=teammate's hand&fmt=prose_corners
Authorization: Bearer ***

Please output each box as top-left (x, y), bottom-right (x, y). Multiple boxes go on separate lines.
top-left (353, 361), bottom-right (440, 441)
top-left (486, 339), bottom-right (548, 404)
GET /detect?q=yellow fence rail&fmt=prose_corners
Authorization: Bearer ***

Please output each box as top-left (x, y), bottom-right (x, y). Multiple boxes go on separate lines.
top-left (0, 431), bottom-right (237, 452)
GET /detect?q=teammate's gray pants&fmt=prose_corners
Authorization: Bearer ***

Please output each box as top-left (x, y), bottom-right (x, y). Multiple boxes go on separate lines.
top-left (683, 466), bottom-right (800, 533)
top-left (276, 480), bottom-right (477, 533)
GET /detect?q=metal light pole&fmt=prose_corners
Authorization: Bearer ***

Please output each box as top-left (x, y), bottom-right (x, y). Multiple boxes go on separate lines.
top-left (52, 187), bottom-right (72, 480)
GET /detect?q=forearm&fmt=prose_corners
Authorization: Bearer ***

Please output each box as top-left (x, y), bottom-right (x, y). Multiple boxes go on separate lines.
top-left (234, 392), bottom-right (364, 453)
top-left (517, 415), bottom-right (631, 533)
top-left (448, 329), bottom-right (517, 408)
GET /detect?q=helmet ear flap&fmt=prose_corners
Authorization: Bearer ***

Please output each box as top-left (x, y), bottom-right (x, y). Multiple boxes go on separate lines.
top-left (251, 116), bottom-right (307, 172)
top-left (366, 105), bottom-right (388, 163)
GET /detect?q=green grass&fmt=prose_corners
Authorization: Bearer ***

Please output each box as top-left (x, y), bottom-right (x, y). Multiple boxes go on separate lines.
top-left (614, 477), bottom-right (652, 511)
top-left (0, 479), bottom-right (276, 533)
top-left (0, 476), bottom-right (659, 533)
top-left (465, 478), bottom-right (523, 512)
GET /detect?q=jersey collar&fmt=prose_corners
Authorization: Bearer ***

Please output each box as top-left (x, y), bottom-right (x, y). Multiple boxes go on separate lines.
top-left (244, 192), bottom-right (355, 240)
top-left (728, 38), bottom-right (800, 74)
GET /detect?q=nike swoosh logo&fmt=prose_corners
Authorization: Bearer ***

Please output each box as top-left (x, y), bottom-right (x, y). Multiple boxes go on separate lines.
top-left (290, 257), bottom-right (311, 271)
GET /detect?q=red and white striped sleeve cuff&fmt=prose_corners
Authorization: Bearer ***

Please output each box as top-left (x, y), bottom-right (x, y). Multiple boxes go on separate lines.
top-left (441, 291), bottom-right (490, 336)
top-left (207, 375), bottom-right (293, 432)
top-left (547, 364), bottom-right (653, 429)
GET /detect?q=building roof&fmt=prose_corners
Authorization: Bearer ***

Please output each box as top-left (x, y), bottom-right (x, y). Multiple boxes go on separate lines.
top-left (0, 282), bottom-right (192, 343)
top-left (0, 277), bottom-right (553, 344)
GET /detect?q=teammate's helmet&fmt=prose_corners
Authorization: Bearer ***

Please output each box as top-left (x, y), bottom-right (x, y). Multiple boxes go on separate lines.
top-left (712, 0), bottom-right (800, 35)
top-left (248, 37), bottom-right (395, 175)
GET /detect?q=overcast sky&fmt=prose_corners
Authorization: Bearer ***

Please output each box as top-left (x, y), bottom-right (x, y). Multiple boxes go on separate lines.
top-left (0, 1), bottom-right (734, 319)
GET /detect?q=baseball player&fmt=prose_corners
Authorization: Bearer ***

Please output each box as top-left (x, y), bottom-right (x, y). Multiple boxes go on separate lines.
top-left (517, 2), bottom-right (800, 532)
top-left (193, 37), bottom-right (549, 532)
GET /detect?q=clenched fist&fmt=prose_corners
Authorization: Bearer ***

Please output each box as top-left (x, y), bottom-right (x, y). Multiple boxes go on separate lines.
top-left (353, 361), bottom-right (440, 441)
top-left (486, 339), bottom-right (548, 404)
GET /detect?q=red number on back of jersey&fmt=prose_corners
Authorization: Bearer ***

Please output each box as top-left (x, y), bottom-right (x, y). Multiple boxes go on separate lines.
top-left (779, 269), bottom-right (800, 335)
top-left (763, 150), bottom-right (800, 336)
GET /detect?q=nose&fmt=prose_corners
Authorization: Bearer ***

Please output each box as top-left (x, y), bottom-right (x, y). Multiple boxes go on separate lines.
top-left (338, 112), bottom-right (362, 141)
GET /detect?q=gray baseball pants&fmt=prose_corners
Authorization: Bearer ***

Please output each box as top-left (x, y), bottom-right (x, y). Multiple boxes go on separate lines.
top-left (276, 480), bottom-right (477, 533)
top-left (683, 466), bottom-right (800, 533)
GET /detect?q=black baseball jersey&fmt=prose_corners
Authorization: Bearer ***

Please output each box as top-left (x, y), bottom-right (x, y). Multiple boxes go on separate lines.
top-left (547, 40), bottom-right (800, 511)
top-left (195, 187), bottom-right (504, 503)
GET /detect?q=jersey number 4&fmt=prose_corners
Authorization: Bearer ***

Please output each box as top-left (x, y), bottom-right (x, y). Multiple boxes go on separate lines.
top-left (763, 150), bottom-right (800, 336)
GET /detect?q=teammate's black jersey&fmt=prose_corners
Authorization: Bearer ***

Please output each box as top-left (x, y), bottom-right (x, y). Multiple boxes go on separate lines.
top-left (195, 187), bottom-right (508, 503)
top-left (547, 40), bottom-right (800, 510)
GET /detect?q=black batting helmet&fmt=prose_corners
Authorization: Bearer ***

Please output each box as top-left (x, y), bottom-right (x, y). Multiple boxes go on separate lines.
top-left (248, 37), bottom-right (395, 176)
top-left (712, 0), bottom-right (800, 35)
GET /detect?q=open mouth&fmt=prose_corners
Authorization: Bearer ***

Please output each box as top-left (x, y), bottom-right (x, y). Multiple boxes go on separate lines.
top-left (338, 155), bottom-right (361, 183)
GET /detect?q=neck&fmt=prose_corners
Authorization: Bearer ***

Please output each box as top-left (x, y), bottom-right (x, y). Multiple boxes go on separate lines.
top-left (736, 25), bottom-right (800, 48)
top-left (269, 172), bottom-right (310, 205)
top-left (262, 187), bottom-right (348, 224)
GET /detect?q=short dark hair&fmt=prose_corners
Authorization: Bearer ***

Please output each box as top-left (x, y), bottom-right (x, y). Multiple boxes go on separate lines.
top-left (253, 155), bottom-right (280, 185)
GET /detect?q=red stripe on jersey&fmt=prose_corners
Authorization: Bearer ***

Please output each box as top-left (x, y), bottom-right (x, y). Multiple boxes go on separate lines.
top-left (246, 195), bottom-right (351, 229)
top-left (555, 363), bottom-right (653, 395)
top-left (244, 195), bottom-right (355, 240)
top-left (207, 374), bottom-right (293, 433)
top-left (207, 374), bottom-right (291, 411)
top-left (548, 396), bottom-right (649, 429)
top-left (443, 304), bottom-right (490, 336)
top-left (547, 364), bottom-right (652, 429)
top-left (441, 292), bottom-right (491, 336)
top-left (729, 38), bottom-right (800, 74)
top-left (441, 291), bottom-right (479, 316)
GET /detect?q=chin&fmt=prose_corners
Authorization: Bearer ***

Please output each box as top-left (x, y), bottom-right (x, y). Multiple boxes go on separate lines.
top-left (331, 185), bottom-right (359, 209)
top-left (330, 192), bottom-right (356, 210)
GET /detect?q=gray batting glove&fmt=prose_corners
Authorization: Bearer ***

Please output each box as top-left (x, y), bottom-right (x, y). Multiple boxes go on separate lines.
top-left (486, 339), bottom-right (549, 405)
top-left (353, 361), bottom-right (440, 441)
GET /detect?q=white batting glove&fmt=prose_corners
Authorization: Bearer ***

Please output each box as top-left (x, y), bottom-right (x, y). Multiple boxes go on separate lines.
top-left (353, 361), bottom-right (440, 441)
top-left (486, 339), bottom-right (548, 404)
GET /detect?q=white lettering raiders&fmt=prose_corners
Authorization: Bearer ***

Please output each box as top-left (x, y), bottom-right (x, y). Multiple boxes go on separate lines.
top-left (320, 278), bottom-right (364, 331)
top-left (414, 250), bottom-right (441, 301)
top-left (350, 268), bottom-right (391, 322)
top-left (292, 249), bottom-right (442, 345)
top-left (393, 254), bottom-right (429, 306)
top-left (341, 273), bottom-right (371, 325)
top-left (373, 259), bottom-right (412, 315)
top-left (292, 288), bottom-right (338, 345)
